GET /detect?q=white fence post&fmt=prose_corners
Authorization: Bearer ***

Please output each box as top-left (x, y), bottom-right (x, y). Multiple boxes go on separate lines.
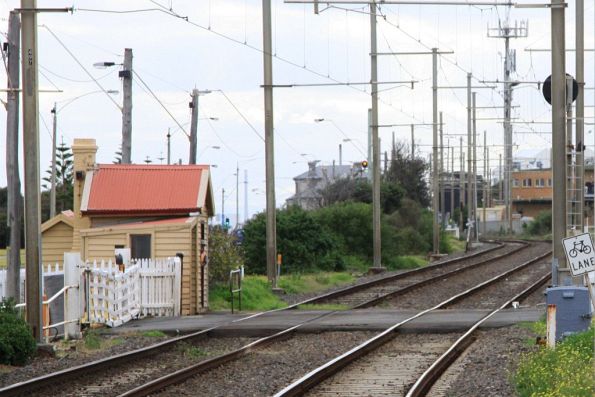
top-left (64, 253), bottom-right (81, 339)
top-left (173, 257), bottom-right (181, 316)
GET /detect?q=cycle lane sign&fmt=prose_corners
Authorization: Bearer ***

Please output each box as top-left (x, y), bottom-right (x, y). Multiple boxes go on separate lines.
top-left (562, 233), bottom-right (595, 277)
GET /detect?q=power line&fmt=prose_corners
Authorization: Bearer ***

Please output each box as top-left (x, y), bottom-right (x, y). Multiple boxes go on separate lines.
top-left (41, 25), bottom-right (122, 113)
top-left (132, 69), bottom-right (190, 138)
top-left (39, 64), bottom-right (116, 83)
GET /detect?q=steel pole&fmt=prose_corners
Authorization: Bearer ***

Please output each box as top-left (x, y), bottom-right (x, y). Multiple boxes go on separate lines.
top-left (473, 92), bottom-right (478, 241)
top-left (575, 0), bottom-right (584, 232)
top-left (262, 0), bottom-right (278, 286)
top-left (483, 130), bottom-right (487, 235)
top-left (551, 0), bottom-right (567, 285)
top-left (236, 163), bottom-right (240, 228)
top-left (21, 0), bottom-right (42, 341)
top-left (440, 111), bottom-right (445, 227)
top-left (459, 137), bottom-right (464, 234)
top-left (467, 73), bottom-right (472, 237)
top-left (432, 48), bottom-right (440, 254)
top-left (411, 124), bottom-right (415, 158)
top-left (450, 146), bottom-right (454, 220)
top-left (244, 170), bottom-right (248, 223)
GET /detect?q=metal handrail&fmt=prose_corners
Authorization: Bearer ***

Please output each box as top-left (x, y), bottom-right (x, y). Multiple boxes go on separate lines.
top-left (229, 268), bottom-right (243, 314)
top-left (14, 284), bottom-right (79, 343)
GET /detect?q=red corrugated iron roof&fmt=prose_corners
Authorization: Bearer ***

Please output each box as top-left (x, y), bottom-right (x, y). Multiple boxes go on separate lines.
top-left (84, 164), bottom-right (211, 215)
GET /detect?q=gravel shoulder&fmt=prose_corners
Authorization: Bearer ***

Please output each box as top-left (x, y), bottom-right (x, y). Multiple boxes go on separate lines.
top-left (429, 325), bottom-right (540, 397)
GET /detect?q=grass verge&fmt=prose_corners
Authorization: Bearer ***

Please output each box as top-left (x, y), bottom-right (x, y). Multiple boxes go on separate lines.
top-left (209, 272), bottom-right (357, 312)
top-left (513, 326), bottom-right (594, 397)
top-left (0, 249), bottom-right (26, 269)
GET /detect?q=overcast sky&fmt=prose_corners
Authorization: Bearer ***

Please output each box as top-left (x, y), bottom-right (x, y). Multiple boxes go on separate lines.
top-left (0, 0), bottom-right (593, 223)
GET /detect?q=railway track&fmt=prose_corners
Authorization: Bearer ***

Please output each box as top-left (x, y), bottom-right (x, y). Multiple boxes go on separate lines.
top-left (275, 250), bottom-right (552, 397)
top-left (0, 241), bottom-right (546, 397)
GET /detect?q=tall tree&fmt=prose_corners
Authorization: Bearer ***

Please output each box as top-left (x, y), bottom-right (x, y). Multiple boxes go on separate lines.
top-left (42, 140), bottom-right (73, 220)
top-left (384, 141), bottom-right (430, 207)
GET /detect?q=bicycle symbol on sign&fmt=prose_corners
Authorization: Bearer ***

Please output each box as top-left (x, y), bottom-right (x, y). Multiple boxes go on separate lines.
top-left (568, 239), bottom-right (592, 258)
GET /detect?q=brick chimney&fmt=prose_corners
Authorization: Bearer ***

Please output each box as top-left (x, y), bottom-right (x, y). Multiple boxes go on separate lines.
top-left (71, 139), bottom-right (97, 251)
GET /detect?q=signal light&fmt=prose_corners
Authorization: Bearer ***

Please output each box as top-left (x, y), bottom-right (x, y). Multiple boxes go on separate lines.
top-left (361, 160), bottom-right (369, 169)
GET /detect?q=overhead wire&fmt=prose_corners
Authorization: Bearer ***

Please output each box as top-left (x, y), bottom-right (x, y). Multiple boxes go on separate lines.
top-left (39, 64), bottom-right (116, 84)
top-left (41, 25), bottom-right (122, 112)
top-left (132, 69), bottom-right (190, 138)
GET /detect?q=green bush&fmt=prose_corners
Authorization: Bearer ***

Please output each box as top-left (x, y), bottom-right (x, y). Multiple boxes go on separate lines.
top-left (243, 206), bottom-right (338, 274)
top-left (208, 227), bottom-right (244, 284)
top-left (0, 298), bottom-right (36, 365)
top-left (525, 211), bottom-right (552, 236)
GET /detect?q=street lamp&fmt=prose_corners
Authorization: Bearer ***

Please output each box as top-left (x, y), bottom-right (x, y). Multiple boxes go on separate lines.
top-left (49, 89), bottom-right (119, 218)
top-left (95, 48), bottom-right (133, 163)
top-left (198, 145), bottom-right (221, 158)
top-left (314, 117), bottom-right (367, 158)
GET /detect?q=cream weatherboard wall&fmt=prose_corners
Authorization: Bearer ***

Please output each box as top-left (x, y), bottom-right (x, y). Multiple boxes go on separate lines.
top-left (41, 221), bottom-right (73, 266)
top-left (80, 216), bottom-right (209, 315)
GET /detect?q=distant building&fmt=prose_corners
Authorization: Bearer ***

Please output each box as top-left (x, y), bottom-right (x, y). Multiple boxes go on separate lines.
top-left (286, 161), bottom-right (359, 210)
top-left (511, 167), bottom-right (594, 220)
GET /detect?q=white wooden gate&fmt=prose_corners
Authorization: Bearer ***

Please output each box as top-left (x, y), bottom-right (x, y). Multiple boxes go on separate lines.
top-left (86, 257), bottom-right (181, 327)
top-left (138, 257), bottom-right (181, 317)
top-left (87, 260), bottom-right (141, 327)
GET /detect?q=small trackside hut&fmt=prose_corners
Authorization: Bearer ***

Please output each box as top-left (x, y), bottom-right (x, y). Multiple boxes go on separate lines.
top-left (41, 138), bottom-right (215, 314)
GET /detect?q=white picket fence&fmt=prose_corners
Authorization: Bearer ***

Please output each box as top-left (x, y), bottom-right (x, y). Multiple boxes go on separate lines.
top-left (0, 264), bottom-right (63, 303)
top-left (1, 256), bottom-right (181, 331)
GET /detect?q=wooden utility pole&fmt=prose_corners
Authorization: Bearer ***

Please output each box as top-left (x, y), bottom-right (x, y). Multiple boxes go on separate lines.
top-left (21, 0), bottom-right (42, 340)
top-left (5, 11), bottom-right (21, 301)
top-left (262, 0), bottom-right (278, 287)
top-left (167, 128), bottom-right (171, 165)
top-left (189, 89), bottom-right (199, 164)
top-left (121, 48), bottom-right (132, 164)
top-left (370, 2), bottom-right (383, 268)
top-left (50, 102), bottom-right (57, 218)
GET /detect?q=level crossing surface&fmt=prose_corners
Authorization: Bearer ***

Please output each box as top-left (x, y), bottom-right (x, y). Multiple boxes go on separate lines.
top-left (105, 307), bottom-right (544, 336)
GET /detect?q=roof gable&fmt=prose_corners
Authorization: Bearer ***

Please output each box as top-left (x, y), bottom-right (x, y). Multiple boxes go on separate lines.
top-left (41, 210), bottom-right (74, 232)
top-left (82, 164), bottom-right (214, 216)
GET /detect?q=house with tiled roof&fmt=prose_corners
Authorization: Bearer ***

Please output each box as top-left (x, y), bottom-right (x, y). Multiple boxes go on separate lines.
top-left (41, 138), bottom-right (215, 314)
top-left (286, 161), bottom-right (357, 210)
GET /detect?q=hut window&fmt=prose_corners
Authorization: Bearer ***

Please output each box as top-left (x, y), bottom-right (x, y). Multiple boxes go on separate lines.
top-left (131, 234), bottom-right (151, 260)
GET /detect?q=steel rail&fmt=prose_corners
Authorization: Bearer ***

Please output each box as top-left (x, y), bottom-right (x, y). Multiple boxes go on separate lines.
top-left (353, 242), bottom-right (528, 308)
top-left (115, 242), bottom-right (524, 396)
top-left (296, 241), bottom-right (509, 306)
top-left (273, 250), bottom-right (551, 397)
top-left (406, 263), bottom-right (552, 396)
top-left (0, 241), bottom-right (512, 397)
